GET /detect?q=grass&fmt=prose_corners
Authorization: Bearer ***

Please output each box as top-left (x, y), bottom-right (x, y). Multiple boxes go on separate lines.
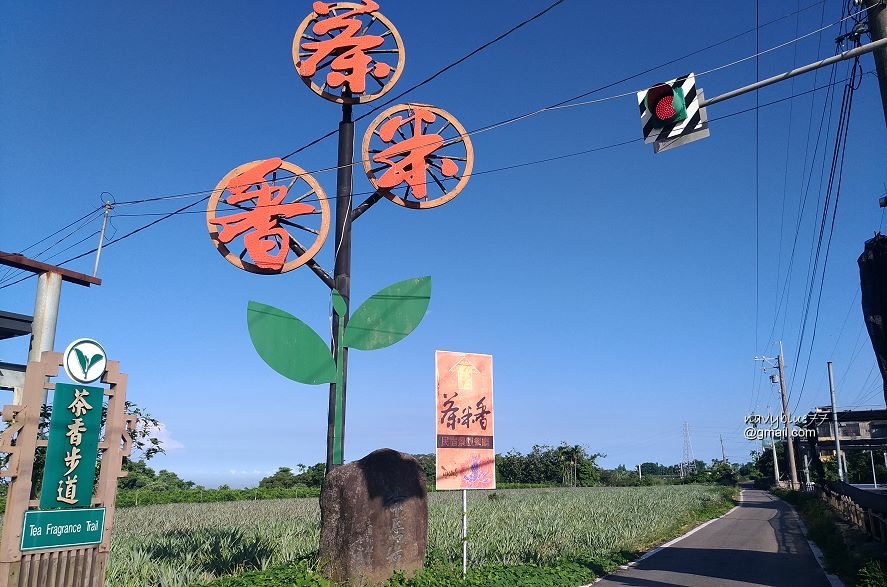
top-left (104, 484), bottom-right (735, 587)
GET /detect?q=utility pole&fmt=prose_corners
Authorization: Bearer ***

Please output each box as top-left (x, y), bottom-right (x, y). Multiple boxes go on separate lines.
top-left (872, 450), bottom-right (879, 488)
top-left (828, 362), bottom-right (845, 482)
top-left (720, 434), bottom-right (728, 464)
top-left (804, 454), bottom-right (811, 488)
top-left (92, 201), bottom-right (113, 277)
top-left (777, 342), bottom-right (800, 488)
top-left (865, 0), bottom-right (887, 127)
top-left (637, 464), bottom-right (642, 480)
top-left (771, 440), bottom-right (781, 486)
top-left (0, 253), bottom-right (101, 403)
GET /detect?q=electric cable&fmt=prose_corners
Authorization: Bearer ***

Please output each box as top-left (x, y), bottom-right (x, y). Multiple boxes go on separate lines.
top-left (790, 54), bottom-right (861, 415)
top-left (281, 0), bottom-right (570, 160)
top-left (4, 9), bottom-right (860, 289)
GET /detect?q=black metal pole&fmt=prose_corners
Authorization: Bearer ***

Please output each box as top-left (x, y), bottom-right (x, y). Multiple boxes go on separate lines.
top-left (327, 98), bottom-right (354, 473)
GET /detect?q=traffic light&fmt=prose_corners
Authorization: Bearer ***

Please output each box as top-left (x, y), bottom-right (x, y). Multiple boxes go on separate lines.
top-left (636, 73), bottom-right (709, 153)
top-left (643, 83), bottom-right (687, 127)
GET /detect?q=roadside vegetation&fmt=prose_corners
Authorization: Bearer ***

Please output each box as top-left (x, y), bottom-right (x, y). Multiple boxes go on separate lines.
top-left (773, 488), bottom-right (887, 587)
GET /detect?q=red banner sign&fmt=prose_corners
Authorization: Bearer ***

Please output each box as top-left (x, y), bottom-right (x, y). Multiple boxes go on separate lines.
top-left (435, 351), bottom-right (494, 490)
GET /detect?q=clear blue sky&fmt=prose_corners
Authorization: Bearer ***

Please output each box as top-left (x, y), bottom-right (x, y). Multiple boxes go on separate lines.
top-left (2, 1), bottom-right (885, 487)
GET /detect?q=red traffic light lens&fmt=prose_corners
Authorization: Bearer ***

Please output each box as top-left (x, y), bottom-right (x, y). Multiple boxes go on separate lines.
top-left (654, 96), bottom-right (676, 120)
top-left (646, 84), bottom-right (677, 122)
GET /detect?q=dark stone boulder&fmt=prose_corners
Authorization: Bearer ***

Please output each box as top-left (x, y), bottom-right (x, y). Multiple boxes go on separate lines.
top-left (319, 448), bottom-right (428, 585)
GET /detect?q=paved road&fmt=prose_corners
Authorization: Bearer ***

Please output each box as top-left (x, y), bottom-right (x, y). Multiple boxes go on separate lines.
top-left (595, 488), bottom-right (833, 586)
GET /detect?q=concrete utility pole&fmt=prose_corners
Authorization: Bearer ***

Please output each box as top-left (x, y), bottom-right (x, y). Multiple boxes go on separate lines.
top-left (865, 0), bottom-right (887, 127)
top-left (804, 454), bottom-right (811, 488)
top-left (637, 464), bottom-right (642, 480)
top-left (29, 272), bottom-right (61, 367)
top-left (92, 201), bottom-right (113, 277)
top-left (828, 362), bottom-right (845, 482)
top-left (777, 342), bottom-right (800, 488)
top-left (771, 440), bottom-right (781, 486)
top-left (0, 253), bottom-right (101, 403)
top-left (720, 434), bottom-right (728, 464)
top-left (872, 450), bottom-right (879, 488)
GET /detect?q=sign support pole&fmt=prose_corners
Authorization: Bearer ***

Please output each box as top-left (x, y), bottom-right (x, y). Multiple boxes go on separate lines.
top-left (462, 488), bottom-right (468, 579)
top-left (327, 96), bottom-right (354, 472)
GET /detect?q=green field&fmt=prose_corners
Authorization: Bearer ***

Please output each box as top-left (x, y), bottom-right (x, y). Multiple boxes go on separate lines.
top-left (104, 484), bottom-right (733, 587)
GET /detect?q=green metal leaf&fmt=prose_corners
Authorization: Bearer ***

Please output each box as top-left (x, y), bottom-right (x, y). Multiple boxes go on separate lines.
top-left (247, 301), bottom-right (336, 385)
top-left (332, 290), bottom-right (347, 317)
top-left (343, 276), bottom-right (431, 351)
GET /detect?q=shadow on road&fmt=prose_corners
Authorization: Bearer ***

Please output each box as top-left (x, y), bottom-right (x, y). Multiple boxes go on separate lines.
top-left (595, 488), bottom-right (830, 586)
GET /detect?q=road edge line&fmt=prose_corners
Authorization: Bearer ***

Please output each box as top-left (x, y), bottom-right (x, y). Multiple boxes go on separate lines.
top-left (782, 498), bottom-right (845, 587)
top-left (582, 488), bottom-right (743, 586)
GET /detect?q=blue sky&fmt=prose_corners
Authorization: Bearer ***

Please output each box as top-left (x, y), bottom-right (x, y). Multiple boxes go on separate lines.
top-left (2, 1), bottom-right (886, 487)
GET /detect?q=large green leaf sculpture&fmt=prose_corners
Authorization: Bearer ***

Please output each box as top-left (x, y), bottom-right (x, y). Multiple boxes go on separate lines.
top-left (343, 276), bottom-right (431, 350)
top-left (247, 301), bottom-right (336, 384)
top-left (247, 276), bottom-right (431, 385)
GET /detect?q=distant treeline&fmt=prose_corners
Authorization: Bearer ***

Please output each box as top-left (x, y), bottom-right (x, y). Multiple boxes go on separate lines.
top-left (255, 445), bottom-right (737, 490)
top-left (0, 446), bottom-right (740, 514)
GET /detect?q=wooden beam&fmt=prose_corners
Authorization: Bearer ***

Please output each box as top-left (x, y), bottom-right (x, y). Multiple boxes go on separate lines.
top-left (0, 252), bottom-right (101, 287)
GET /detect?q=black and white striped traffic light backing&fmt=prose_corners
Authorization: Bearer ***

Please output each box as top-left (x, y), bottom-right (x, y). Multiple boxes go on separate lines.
top-left (637, 73), bottom-right (709, 153)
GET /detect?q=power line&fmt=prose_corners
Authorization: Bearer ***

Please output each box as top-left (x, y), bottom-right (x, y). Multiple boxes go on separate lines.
top-left (0, 209), bottom-right (104, 286)
top-left (5, 5), bottom-right (856, 286)
top-left (106, 74), bottom-right (857, 222)
top-left (790, 54), bottom-right (862, 415)
top-left (767, 25), bottom-right (839, 352)
top-left (86, 6), bottom-right (864, 214)
top-left (1, 71), bottom-right (851, 295)
top-left (0, 197), bottom-right (207, 291)
top-left (281, 0), bottom-right (570, 160)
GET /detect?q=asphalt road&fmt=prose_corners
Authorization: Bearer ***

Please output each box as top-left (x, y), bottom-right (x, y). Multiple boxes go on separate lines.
top-left (594, 488), bottom-right (833, 587)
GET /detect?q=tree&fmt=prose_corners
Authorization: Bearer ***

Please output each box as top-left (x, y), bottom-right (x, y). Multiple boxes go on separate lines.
top-left (0, 398), bottom-right (169, 492)
top-left (708, 462), bottom-right (738, 485)
top-left (123, 400), bottom-right (165, 462)
top-left (259, 467), bottom-right (300, 489)
top-left (494, 444), bottom-right (603, 486)
top-left (293, 463), bottom-right (326, 488)
top-left (411, 453), bottom-right (436, 487)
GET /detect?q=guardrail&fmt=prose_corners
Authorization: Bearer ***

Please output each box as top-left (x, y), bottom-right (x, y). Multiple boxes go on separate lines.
top-left (820, 481), bottom-right (887, 541)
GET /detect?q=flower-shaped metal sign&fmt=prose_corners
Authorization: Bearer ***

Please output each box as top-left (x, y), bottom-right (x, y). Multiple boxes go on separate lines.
top-left (206, 158), bottom-right (330, 274)
top-left (362, 104), bottom-right (474, 209)
top-left (293, 1), bottom-right (405, 104)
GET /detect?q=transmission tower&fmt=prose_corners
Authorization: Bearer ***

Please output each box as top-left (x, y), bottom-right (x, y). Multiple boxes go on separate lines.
top-left (682, 422), bottom-right (696, 474)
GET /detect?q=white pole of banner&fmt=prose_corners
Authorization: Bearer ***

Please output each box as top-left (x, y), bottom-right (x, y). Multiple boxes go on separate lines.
top-left (462, 488), bottom-right (468, 578)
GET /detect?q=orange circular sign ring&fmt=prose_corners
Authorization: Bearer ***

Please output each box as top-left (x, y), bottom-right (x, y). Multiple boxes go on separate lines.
top-left (206, 160), bottom-right (330, 274)
top-left (293, 3), bottom-right (405, 105)
top-left (362, 104), bottom-right (474, 209)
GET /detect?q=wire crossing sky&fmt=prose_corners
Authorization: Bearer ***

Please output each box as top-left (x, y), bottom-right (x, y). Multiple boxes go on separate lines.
top-left (1, 0), bottom-right (886, 485)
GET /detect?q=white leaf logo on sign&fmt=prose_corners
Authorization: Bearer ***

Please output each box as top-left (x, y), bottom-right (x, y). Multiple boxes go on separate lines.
top-left (63, 339), bottom-right (107, 384)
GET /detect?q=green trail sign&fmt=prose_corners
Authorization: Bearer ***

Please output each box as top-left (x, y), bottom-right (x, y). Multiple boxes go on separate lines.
top-left (20, 508), bottom-right (105, 552)
top-left (39, 383), bottom-right (103, 509)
